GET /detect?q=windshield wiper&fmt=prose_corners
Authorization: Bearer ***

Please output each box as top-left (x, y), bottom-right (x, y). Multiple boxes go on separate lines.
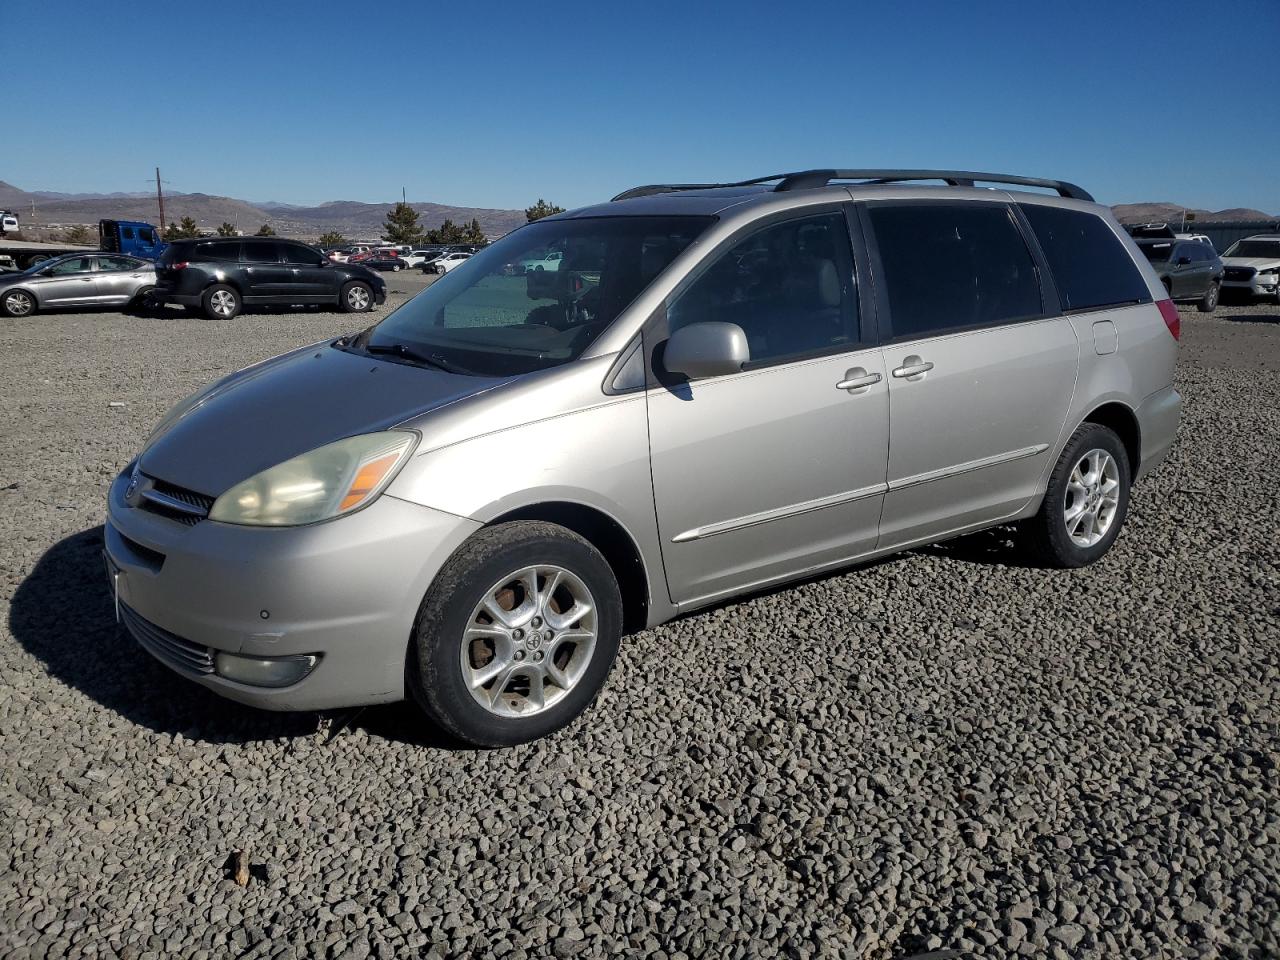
top-left (362, 341), bottom-right (472, 375)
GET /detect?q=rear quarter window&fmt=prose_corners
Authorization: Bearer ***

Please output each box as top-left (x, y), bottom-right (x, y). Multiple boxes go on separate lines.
top-left (1019, 205), bottom-right (1152, 311)
top-left (193, 241), bottom-right (242, 262)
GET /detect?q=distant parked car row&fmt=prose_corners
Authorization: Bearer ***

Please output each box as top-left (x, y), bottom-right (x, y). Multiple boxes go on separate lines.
top-left (1126, 222), bottom-right (1280, 305)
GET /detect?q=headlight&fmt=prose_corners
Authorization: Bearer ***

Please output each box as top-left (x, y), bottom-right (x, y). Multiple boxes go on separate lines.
top-left (209, 431), bottom-right (417, 526)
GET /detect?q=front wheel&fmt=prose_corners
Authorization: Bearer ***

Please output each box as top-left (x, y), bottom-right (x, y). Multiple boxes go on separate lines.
top-left (408, 521), bottom-right (623, 747)
top-left (2, 288), bottom-right (36, 318)
top-left (1022, 423), bottom-right (1131, 568)
top-left (1198, 281), bottom-right (1219, 313)
top-left (339, 281), bottom-right (374, 312)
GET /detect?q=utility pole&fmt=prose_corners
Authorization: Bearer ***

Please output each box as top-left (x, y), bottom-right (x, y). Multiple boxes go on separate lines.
top-left (155, 167), bottom-right (167, 233)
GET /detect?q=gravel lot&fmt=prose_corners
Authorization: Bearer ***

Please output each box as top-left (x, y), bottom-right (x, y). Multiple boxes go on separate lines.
top-left (1, 287), bottom-right (1277, 960)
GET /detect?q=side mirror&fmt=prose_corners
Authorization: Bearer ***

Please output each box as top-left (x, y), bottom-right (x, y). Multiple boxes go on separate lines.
top-left (663, 322), bottom-right (749, 379)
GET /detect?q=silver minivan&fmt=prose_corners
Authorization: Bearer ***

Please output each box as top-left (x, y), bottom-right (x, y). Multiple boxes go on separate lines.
top-left (104, 170), bottom-right (1181, 745)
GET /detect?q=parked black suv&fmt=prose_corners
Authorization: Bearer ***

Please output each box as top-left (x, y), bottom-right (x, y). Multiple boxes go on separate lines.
top-left (1135, 237), bottom-right (1223, 312)
top-left (153, 238), bottom-right (387, 319)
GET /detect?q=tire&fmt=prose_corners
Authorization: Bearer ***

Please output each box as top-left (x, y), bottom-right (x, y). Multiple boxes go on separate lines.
top-left (202, 284), bottom-right (241, 320)
top-left (2, 288), bottom-right (36, 318)
top-left (131, 286), bottom-right (156, 311)
top-left (1021, 423), bottom-right (1131, 568)
top-left (1198, 281), bottom-right (1219, 313)
top-left (408, 521), bottom-right (623, 747)
top-left (392, 263), bottom-right (402, 272)
top-left (339, 281), bottom-right (374, 313)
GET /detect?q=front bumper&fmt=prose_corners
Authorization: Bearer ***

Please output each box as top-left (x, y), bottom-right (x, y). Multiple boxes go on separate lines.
top-left (104, 467), bottom-right (479, 710)
top-left (1222, 276), bottom-right (1278, 297)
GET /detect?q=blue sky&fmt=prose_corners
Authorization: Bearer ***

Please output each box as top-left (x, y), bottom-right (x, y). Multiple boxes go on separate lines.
top-left (4, 0), bottom-right (1277, 212)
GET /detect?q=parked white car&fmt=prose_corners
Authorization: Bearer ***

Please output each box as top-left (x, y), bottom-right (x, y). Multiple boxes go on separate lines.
top-left (434, 252), bottom-right (471, 273)
top-left (518, 249), bottom-right (564, 273)
top-left (403, 250), bottom-right (438, 269)
top-left (1220, 235), bottom-right (1280, 302)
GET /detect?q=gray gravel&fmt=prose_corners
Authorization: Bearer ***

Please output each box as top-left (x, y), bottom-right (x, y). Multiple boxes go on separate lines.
top-left (1, 291), bottom-right (1278, 960)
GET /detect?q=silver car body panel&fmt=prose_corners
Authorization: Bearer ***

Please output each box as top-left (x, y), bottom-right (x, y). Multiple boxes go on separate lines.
top-left (1, 254), bottom-right (155, 308)
top-left (103, 180), bottom-right (1181, 709)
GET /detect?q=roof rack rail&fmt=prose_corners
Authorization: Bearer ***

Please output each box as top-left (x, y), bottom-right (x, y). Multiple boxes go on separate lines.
top-left (611, 169), bottom-right (1093, 203)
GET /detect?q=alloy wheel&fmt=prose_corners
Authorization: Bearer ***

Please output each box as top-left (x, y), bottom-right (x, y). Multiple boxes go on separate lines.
top-left (347, 286), bottom-right (370, 310)
top-left (4, 291), bottom-right (33, 317)
top-left (209, 289), bottom-right (237, 317)
top-left (460, 565), bottom-right (597, 718)
top-left (1063, 448), bottom-right (1120, 547)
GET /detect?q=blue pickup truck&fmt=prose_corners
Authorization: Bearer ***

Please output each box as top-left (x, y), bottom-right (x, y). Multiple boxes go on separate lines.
top-left (0, 218), bottom-right (166, 269)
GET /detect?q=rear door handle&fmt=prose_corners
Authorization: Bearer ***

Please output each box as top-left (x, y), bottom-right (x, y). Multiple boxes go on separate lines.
top-left (835, 369), bottom-right (882, 392)
top-left (892, 358), bottom-right (934, 379)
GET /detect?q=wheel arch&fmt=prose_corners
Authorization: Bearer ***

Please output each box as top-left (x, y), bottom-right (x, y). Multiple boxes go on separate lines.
top-left (1081, 401), bottom-right (1141, 473)
top-left (488, 501), bottom-right (651, 634)
top-left (3, 286), bottom-right (39, 308)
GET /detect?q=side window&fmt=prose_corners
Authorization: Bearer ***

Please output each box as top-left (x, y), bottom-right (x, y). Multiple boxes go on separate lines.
top-left (867, 203), bottom-right (1042, 340)
top-left (47, 257), bottom-right (94, 275)
top-left (668, 212), bottom-right (859, 365)
top-left (122, 227), bottom-right (135, 240)
top-left (1019, 204), bottom-right (1151, 311)
top-left (194, 241), bottom-right (241, 262)
top-left (96, 256), bottom-right (139, 272)
top-left (242, 242), bottom-right (281, 264)
top-left (283, 243), bottom-right (320, 264)
top-left (140, 228), bottom-right (156, 245)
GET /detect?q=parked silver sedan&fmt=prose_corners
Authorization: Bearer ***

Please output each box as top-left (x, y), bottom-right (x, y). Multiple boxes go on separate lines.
top-left (0, 253), bottom-right (156, 317)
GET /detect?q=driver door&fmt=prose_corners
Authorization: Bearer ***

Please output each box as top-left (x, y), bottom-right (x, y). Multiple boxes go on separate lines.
top-left (35, 256), bottom-right (100, 306)
top-left (645, 210), bottom-right (888, 608)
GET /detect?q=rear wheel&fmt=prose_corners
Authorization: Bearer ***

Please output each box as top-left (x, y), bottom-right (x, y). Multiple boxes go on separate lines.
top-left (202, 284), bottom-right (241, 320)
top-left (1022, 423), bottom-right (1130, 568)
top-left (2, 289), bottom-right (36, 318)
top-left (408, 521), bottom-right (623, 747)
top-left (1198, 281), bottom-right (1219, 313)
top-left (339, 281), bottom-right (374, 312)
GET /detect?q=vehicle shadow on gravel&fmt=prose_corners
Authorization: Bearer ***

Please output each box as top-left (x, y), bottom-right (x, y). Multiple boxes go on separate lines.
top-left (10, 526), bottom-right (325, 744)
top-left (1218, 311), bottom-right (1280, 325)
top-left (913, 526), bottom-right (1042, 568)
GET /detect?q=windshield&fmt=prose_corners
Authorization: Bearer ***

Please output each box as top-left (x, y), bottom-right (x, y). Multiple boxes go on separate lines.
top-left (1223, 240), bottom-right (1280, 259)
top-left (357, 215), bottom-right (713, 376)
top-left (1139, 242), bottom-right (1173, 263)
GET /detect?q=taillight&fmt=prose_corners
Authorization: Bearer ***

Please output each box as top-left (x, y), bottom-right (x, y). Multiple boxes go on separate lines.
top-left (170, 261), bottom-right (189, 271)
top-left (1156, 298), bottom-right (1180, 341)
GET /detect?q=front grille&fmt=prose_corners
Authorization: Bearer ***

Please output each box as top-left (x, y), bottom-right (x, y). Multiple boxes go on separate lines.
top-left (137, 476), bottom-right (215, 526)
top-left (1224, 266), bottom-right (1256, 282)
top-left (120, 603), bottom-right (216, 677)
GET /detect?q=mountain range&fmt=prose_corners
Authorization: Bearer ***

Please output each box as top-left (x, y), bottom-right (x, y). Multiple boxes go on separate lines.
top-left (0, 181), bottom-right (528, 241)
top-left (1, 180), bottom-right (1274, 241)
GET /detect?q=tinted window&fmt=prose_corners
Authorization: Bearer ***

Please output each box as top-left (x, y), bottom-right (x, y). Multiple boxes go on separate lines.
top-left (282, 243), bottom-right (322, 264)
top-left (1140, 242), bottom-right (1173, 263)
top-left (242, 242), bottom-right (280, 263)
top-left (96, 256), bottom-right (142, 272)
top-left (139, 227), bottom-right (156, 245)
top-left (193, 241), bottom-right (241, 262)
top-left (868, 203), bottom-right (1041, 340)
top-left (668, 212), bottom-right (859, 365)
top-left (1020, 204), bottom-right (1151, 311)
top-left (122, 227), bottom-right (135, 240)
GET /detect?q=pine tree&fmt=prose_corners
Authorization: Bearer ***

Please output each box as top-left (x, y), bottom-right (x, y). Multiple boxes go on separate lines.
top-left (216, 222), bottom-right (237, 237)
top-left (317, 231), bottom-right (346, 247)
top-left (176, 216), bottom-right (201, 239)
top-left (461, 218), bottom-right (486, 245)
top-left (382, 202), bottom-right (423, 245)
top-left (525, 199), bottom-right (564, 222)
top-left (255, 223), bottom-right (276, 237)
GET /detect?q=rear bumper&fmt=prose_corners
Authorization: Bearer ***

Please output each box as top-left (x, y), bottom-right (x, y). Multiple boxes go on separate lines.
top-left (152, 289), bottom-right (201, 307)
top-left (1134, 385), bottom-right (1181, 482)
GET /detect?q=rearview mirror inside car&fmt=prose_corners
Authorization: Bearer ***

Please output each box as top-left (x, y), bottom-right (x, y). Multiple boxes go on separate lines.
top-left (663, 322), bottom-right (750, 379)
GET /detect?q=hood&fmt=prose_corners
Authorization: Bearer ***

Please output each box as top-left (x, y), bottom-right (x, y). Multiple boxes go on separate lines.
top-left (140, 343), bottom-right (498, 496)
top-left (1222, 257), bottom-right (1280, 270)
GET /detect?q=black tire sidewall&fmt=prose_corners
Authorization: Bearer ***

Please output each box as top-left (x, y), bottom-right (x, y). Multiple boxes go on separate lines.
top-left (1199, 282), bottom-right (1219, 313)
top-left (1037, 424), bottom-right (1131, 568)
top-left (410, 522), bottom-right (623, 747)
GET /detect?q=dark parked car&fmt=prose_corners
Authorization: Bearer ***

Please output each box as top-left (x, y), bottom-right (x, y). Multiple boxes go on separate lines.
top-left (152, 238), bottom-right (387, 320)
top-left (1136, 238), bottom-right (1222, 312)
top-left (362, 254), bottom-right (410, 272)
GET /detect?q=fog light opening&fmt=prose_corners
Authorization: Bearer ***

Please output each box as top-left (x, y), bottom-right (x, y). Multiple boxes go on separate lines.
top-left (214, 652), bottom-right (319, 688)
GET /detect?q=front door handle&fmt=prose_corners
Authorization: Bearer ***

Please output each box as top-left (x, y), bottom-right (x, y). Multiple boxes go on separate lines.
top-left (835, 368), bottom-right (882, 392)
top-left (892, 357), bottom-right (934, 380)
